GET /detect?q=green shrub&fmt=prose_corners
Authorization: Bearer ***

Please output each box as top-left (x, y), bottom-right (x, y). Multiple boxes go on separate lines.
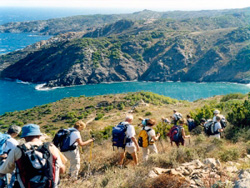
top-left (219, 148), bottom-right (240, 162)
top-left (95, 113), bottom-right (104, 120)
top-left (145, 111), bottom-right (152, 116)
top-left (220, 93), bottom-right (246, 102)
top-left (227, 99), bottom-right (250, 128)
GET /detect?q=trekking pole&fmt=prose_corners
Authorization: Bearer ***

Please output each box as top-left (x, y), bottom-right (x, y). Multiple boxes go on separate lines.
top-left (83, 141), bottom-right (94, 181)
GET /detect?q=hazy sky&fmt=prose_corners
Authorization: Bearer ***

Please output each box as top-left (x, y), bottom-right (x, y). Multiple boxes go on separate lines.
top-left (0, 0), bottom-right (250, 11)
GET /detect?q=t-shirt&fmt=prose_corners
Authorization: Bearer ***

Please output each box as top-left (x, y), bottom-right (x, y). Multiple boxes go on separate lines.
top-left (68, 128), bottom-right (81, 146)
top-left (144, 126), bottom-right (156, 144)
top-left (125, 124), bottom-right (136, 147)
top-left (211, 122), bottom-right (221, 138)
top-left (3, 137), bottom-right (19, 154)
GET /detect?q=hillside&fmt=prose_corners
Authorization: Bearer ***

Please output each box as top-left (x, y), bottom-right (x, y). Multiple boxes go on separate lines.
top-left (0, 8), bottom-right (250, 87)
top-left (0, 92), bottom-right (249, 188)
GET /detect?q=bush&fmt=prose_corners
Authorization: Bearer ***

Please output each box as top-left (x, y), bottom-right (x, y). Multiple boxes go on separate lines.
top-left (219, 148), bottom-right (240, 162)
top-left (227, 99), bottom-right (250, 128)
top-left (145, 111), bottom-right (152, 116)
top-left (95, 113), bottom-right (104, 120)
top-left (148, 174), bottom-right (189, 188)
top-left (220, 93), bottom-right (246, 102)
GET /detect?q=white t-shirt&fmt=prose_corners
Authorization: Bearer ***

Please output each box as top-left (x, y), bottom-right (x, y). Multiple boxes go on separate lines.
top-left (3, 137), bottom-right (19, 154)
top-left (144, 126), bottom-right (156, 143)
top-left (125, 123), bottom-right (136, 147)
top-left (68, 128), bottom-right (81, 146)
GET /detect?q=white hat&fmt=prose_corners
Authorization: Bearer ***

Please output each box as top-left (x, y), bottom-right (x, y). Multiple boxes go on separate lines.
top-left (213, 110), bottom-right (220, 114)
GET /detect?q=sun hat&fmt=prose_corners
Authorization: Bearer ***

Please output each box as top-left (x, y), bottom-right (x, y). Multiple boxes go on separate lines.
top-left (8, 125), bottom-right (21, 134)
top-left (21, 124), bottom-right (42, 138)
top-left (213, 110), bottom-right (220, 114)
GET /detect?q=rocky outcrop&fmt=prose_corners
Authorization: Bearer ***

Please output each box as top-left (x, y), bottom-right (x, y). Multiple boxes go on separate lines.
top-left (149, 156), bottom-right (250, 188)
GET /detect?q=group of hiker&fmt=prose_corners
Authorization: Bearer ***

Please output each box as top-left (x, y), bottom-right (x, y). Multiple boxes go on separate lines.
top-left (0, 109), bottom-right (226, 187)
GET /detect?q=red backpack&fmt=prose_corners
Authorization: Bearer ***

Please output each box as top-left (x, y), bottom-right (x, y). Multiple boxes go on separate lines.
top-left (167, 125), bottom-right (182, 143)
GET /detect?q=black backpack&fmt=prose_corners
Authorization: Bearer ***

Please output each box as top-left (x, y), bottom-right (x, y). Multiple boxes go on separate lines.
top-left (187, 119), bottom-right (196, 132)
top-left (15, 142), bottom-right (55, 188)
top-left (52, 129), bottom-right (77, 152)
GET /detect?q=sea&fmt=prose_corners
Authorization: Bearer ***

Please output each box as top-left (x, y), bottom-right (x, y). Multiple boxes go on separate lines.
top-left (0, 7), bottom-right (250, 115)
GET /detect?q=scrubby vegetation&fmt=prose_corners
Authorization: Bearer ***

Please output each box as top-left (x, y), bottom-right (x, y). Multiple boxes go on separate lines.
top-left (0, 91), bottom-right (250, 187)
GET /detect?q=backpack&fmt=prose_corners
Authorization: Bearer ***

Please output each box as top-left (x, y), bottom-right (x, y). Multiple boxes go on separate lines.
top-left (138, 128), bottom-right (151, 148)
top-left (0, 132), bottom-right (11, 155)
top-left (187, 119), bottom-right (196, 132)
top-left (15, 142), bottom-right (56, 188)
top-left (112, 122), bottom-right (130, 149)
top-left (204, 120), bottom-right (216, 136)
top-left (168, 125), bottom-right (182, 143)
top-left (175, 113), bottom-right (182, 121)
top-left (220, 116), bottom-right (227, 128)
top-left (141, 119), bottom-right (149, 126)
top-left (52, 129), bottom-right (77, 152)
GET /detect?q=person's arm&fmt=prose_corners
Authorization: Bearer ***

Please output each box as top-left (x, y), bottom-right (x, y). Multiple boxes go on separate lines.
top-left (181, 128), bottom-right (190, 139)
top-left (131, 137), bottom-right (139, 151)
top-left (76, 138), bottom-right (94, 147)
top-left (152, 133), bottom-right (160, 141)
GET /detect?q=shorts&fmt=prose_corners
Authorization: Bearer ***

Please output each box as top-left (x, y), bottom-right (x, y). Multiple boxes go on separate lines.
top-left (118, 146), bottom-right (136, 154)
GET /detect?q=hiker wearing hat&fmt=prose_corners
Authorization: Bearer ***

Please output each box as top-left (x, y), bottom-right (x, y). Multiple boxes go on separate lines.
top-left (0, 124), bottom-right (66, 188)
top-left (212, 110), bottom-right (220, 122)
top-left (0, 125), bottom-right (21, 188)
top-left (141, 118), bottom-right (160, 161)
top-left (62, 120), bottom-right (94, 181)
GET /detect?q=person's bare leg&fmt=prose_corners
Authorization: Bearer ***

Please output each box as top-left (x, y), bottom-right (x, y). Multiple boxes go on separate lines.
top-left (119, 152), bottom-right (125, 165)
top-left (131, 152), bottom-right (138, 165)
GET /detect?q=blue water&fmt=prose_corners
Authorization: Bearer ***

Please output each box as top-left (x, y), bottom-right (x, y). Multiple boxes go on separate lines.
top-left (0, 33), bottom-right (51, 54)
top-left (0, 80), bottom-right (249, 115)
top-left (0, 7), bottom-right (249, 115)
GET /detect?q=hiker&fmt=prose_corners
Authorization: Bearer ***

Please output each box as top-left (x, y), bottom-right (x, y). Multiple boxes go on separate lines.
top-left (186, 114), bottom-right (196, 132)
top-left (118, 115), bottom-right (139, 167)
top-left (0, 125), bottom-right (21, 188)
top-left (0, 124), bottom-right (66, 188)
top-left (212, 109), bottom-right (227, 129)
top-left (168, 119), bottom-right (190, 147)
top-left (139, 118), bottom-right (160, 161)
top-left (61, 120), bottom-right (94, 181)
top-left (210, 116), bottom-right (223, 139)
top-left (172, 110), bottom-right (182, 125)
top-left (212, 110), bottom-right (221, 122)
top-left (161, 117), bottom-right (171, 124)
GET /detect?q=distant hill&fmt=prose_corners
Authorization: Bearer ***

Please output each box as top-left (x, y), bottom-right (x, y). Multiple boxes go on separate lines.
top-left (0, 8), bottom-right (250, 87)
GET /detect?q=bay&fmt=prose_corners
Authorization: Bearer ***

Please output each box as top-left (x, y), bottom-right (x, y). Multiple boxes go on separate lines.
top-left (0, 80), bottom-right (249, 115)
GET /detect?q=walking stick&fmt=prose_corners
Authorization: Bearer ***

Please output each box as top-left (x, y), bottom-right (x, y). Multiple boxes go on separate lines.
top-left (83, 141), bottom-right (94, 180)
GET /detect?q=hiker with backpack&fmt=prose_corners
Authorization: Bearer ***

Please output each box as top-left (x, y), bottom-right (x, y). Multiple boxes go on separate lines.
top-left (212, 109), bottom-right (227, 129)
top-left (138, 118), bottom-right (160, 161)
top-left (0, 125), bottom-right (21, 188)
top-left (172, 110), bottom-right (182, 125)
top-left (210, 116), bottom-right (223, 139)
top-left (113, 114), bottom-right (139, 167)
top-left (58, 120), bottom-right (94, 182)
top-left (167, 119), bottom-right (190, 147)
top-left (0, 124), bottom-right (66, 188)
top-left (186, 114), bottom-right (196, 132)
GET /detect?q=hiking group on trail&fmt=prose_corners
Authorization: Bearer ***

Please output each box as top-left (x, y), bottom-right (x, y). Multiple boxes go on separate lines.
top-left (0, 109), bottom-right (227, 187)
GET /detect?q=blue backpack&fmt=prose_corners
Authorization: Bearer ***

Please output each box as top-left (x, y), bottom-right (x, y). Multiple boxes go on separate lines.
top-left (0, 132), bottom-right (11, 155)
top-left (112, 122), bottom-right (130, 149)
top-left (187, 119), bottom-right (196, 132)
top-left (168, 125), bottom-right (182, 143)
top-left (52, 129), bottom-right (77, 152)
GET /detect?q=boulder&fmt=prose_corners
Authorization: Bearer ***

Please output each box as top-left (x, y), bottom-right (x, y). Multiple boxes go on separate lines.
top-left (153, 167), bottom-right (171, 175)
top-left (148, 170), bottom-right (158, 178)
top-left (203, 158), bottom-right (217, 168)
top-left (234, 169), bottom-right (250, 188)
